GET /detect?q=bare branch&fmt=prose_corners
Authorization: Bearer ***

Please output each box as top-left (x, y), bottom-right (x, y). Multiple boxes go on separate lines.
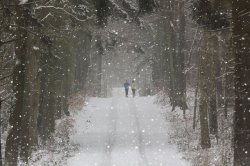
top-left (0, 73), bottom-right (13, 81)
top-left (35, 6), bottom-right (91, 22)
top-left (0, 38), bottom-right (17, 47)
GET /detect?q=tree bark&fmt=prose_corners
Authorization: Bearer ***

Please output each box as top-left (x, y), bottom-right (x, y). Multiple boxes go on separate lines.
top-left (94, 0), bottom-right (110, 26)
top-left (223, 63), bottom-right (229, 119)
top-left (199, 31), bottom-right (211, 149)
top-left (5, 3), bottom-right (27, 163)
top-left (233, 0), bottom-right (250, 165)
top-left (208, 33), bottom-right (218, 136)
top-left (193, 77), bottom-right (199, 130)
top-left (20, 33), bottom-right (40, 162)
top-left (138, 0), bottom-right (158, 13)
top-left (0, 100), bottom-right (2, 166)
top-left (37, 49), bottom-right (50, 142)
top-left (169, 1), bottom-right (188, 112)
top-left (96, 35), bottom-right (103, 97)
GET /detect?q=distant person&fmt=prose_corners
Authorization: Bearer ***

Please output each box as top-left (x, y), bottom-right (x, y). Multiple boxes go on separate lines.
top-left (124, 80), bottom-right (130, 97)
top-left (131, 80), bottom-right (136, 97)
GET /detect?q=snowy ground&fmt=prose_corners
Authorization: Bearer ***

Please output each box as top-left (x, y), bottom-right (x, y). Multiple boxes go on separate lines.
top-left (67, 88), bottom-right (190, 166)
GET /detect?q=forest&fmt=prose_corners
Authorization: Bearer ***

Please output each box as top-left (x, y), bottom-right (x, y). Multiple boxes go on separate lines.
top-left (0, 0), bottom-right (250, 166)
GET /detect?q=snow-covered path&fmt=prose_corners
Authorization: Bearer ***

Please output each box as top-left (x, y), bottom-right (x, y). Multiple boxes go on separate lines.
top-left (68, 89), bottom-right (190, 166)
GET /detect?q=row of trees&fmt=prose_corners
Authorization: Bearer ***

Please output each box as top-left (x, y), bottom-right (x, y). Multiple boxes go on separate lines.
top-left (0, 0), bottom-right (159, 165)
top-left (149, 0), bottom-right (249, 165)
top-left (0, 0), bottom-right (94, 165)
top-left (191, 1), bottom-right (250, 165)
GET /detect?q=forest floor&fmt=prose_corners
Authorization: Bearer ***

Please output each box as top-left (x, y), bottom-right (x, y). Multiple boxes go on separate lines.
top-left (66, 88), bottom-right (190, 166)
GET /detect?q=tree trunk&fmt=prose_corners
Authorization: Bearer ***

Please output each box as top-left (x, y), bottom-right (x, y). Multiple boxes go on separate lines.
top-left (94, 0), bottom-right (110, 26)
top-left (46, 80), bottom-right (57, 137)
top-left (139, 0), bottom-right (158, 13)
top-left (20, 33), bottom-right (40, 162)
top-left (5, 3), bottom-right (28, 165)
top-left (0, 100), bottom-right (2, 166)
top-left (37, 44), bottom-right (52, 142)
top-left (199, 92), bottom-right (211, 149)
top-left (199, 31), bottom-right (211, 149)
top-left (208, 33), bottom-right (218, 136)
top-left (223, 64), bottom-right (228, 119)
top-left (233, 0), bottom-right (250, 165)
top-left (216, 41), bottom-right (224, 107)
top-left (169, 1), bottom-right (188, 112)
top-left (96, 35), bottom-right (103, 97)
top-left (37, 49), bottom-right (50, 142)
top-left (193, 77), bottom-right (199, 130)
top-left (176, 1), bottom-right (188, 113)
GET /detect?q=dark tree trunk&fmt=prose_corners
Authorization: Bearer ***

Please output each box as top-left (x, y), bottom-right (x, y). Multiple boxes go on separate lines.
top-left (209, 92), bottom-right (218, 135)
top-left (5, 4), bottom-right (27, 164)
top-left (223, 64), bottom-right (229, 119)
top-left (0, 100), bottom-right (2, 166)
top-left (216, 42), bottom-right (224, 107)
top-left (19, 33), bottom-right (41, 162)
top-left (94, 0), bottom-right (110, 26)
top-left (47, 80), bottom-right (57, 136)
top-left (169, 1), bottom-right (188, 112)
top-left (38, 49), bottom-right (50, 142)
top-left (38, 45), bottom-right (60, 142)
top-left (193, 77), bottom-right (199, 130)
top-left (199, 31), bottom-right (211, 149)
top-left (233, 0), bottom-right (250, 165)
top-left (199, 93), bottom-right (211, 149)
top-left (168, 1), bottom-right (176, 111)
top-left (175, 1), bottom-right (188, 112)
top-left (5, 18), bottom-right (27, 166)
top-left (139, 0), bottom-right (158, 13)
top-left (208, 34), bottom-right (218, 136)
top-left (96, 35), bottom-right (103, 97)
top-left (74, 32), bottom-right (92, 91)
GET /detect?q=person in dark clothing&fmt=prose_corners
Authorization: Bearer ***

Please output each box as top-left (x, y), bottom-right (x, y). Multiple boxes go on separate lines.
top-left (124, 80), bottom-right (130, 97)
top-left (131, 80), bottom-right (136, 97)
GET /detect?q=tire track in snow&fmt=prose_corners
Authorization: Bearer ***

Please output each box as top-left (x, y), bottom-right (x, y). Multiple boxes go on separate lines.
top-left (100, 97), bottom-right (118, 166)
top-left (129, 98), bottom-right (149, 166)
